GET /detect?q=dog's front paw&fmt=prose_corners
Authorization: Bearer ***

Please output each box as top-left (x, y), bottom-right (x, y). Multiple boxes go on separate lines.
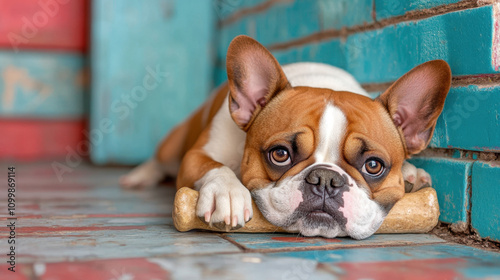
top-left (402, 161), bottom-right (432, 193)
top-left (195, 167), bottom-right (253, 230)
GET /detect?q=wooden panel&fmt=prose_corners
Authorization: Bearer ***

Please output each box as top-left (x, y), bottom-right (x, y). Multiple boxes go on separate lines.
top-left (0, 51), bottom-right (86, 118)
top-left (0, 119), bottom-right (85, 161)
top-left (39, 259), bottom-right (171, 280)
top-left (91, 0), bottom-right (215, 164)
top-left (0, 264), bottom-right (30, 279)
top-left (271, 244), bottom-right (500, 279)
top-left (15, 224), bottom-right (240, 263)
top-left (0, 0), bottom-right (88, 52)
top-left (4, 161), bottom-right (500, 279)
top-left (225, 233), bottom-right (444, 250)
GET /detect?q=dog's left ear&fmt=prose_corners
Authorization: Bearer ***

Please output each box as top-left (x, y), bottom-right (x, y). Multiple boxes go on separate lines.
top-left (226, 35), bottom-right (290, 131)
top-left (377, 60), bottom-right (451, 156)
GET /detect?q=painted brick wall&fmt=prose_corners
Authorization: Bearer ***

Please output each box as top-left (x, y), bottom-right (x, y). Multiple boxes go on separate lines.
top-left (215, 0), bottom-right (500, 242)
top-left (0, 0), bottom-right (88, 161)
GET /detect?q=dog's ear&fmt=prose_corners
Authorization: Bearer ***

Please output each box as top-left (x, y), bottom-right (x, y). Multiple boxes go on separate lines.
top-left (226, 35), bottom-right (290, 131)
top-left (377, 60), bottom-right (451, 156)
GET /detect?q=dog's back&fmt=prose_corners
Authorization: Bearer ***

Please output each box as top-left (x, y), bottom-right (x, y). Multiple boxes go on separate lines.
top-left (120, 62), bottom-right (367, 188)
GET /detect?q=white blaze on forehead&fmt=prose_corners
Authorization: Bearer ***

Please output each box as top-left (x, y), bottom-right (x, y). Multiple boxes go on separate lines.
top-left (314, 103), bottom-right (347, 164)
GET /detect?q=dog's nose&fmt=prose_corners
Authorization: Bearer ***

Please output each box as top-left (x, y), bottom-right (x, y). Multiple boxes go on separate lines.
top-left (305, 168), bottom-right (346, 197)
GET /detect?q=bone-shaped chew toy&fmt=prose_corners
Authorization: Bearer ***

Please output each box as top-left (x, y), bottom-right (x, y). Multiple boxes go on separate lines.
top-left (173, 187), bottom-right (439, 234)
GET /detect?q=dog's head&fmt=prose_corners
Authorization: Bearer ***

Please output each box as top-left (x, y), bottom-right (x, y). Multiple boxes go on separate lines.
top-left (226, 35), bottom-right (451, 239)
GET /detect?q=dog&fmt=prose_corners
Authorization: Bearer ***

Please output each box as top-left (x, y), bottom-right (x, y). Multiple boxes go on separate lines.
top-left (120, 35), bottom-right (451, 239)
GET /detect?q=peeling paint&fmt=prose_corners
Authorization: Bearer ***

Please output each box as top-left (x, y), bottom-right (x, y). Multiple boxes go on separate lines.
top-left (1, 65), bottom-right (53, 111)
top-left (11, 225), bottom-right (148, 234)
top-left (493, 0), bottom-right (500, 71)
top-left (0, 53), bottom-right (85, 118)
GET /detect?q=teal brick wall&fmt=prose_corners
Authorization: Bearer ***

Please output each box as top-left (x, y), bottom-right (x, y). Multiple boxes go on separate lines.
top-left (375, 0), bottom-right (463, 20)
top-left (472, 162), bottom-right (500, 242)
top-left (345, 6), bottom-right (496, 83)
top-left (215, 0), bottom-right (500, 242)
top-left (408, 158), bottom-right (473, 226)
top-left (431, 86), bottom-right (500, 152)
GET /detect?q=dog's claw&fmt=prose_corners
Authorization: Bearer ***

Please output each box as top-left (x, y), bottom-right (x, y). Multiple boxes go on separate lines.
top-left (195, 167), bottom-right (254, 231)
top-left (244, 209), bottom-right (250, 222)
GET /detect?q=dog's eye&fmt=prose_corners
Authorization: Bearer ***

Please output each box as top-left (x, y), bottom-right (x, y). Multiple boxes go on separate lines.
top-left (269, 147), bottom-right (291, 166)
top-left (362, 158), bottom-right (385, 177)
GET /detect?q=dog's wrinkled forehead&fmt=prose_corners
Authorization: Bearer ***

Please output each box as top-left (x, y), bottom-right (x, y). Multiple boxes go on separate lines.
top-left (241, 86), bottom-right (405, 189)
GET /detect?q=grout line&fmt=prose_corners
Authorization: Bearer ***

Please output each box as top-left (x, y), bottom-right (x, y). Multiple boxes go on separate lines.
top-left (220, 0), bottom-right (492, 30)
top-left (362, 73), bottom-right (500, 93)
top-left (218, 233), bottom-right (250, 251)
top-left (416, 148), bottom-right (499, 162)
top-left (467, 162), bottom-right (474, 233)
top-left (265, 0), bottom-right (493, 51)
top-left (452, 73), bottom-right (500, 87)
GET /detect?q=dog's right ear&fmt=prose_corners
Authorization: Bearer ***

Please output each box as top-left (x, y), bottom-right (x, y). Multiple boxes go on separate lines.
top-left (376, 60), bottom-right (451, 156)
top-left (226, 35), bottom-right (290, 131)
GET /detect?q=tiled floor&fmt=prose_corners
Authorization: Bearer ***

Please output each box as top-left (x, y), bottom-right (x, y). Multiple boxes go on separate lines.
top-left (1, 162), bottom-right (500, 280)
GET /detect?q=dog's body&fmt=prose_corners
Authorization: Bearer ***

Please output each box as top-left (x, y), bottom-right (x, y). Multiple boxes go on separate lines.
top-left (121, 36), bottom-right (451, 239)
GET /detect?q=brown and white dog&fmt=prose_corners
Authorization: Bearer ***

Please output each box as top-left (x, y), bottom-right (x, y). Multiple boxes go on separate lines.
top-left (120, 35), bottom-right (451, 239)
